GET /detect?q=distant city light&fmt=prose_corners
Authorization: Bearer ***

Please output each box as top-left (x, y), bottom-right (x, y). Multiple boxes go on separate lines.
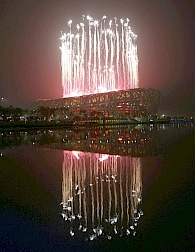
top-left (0, 98), bottom-right (4, 106)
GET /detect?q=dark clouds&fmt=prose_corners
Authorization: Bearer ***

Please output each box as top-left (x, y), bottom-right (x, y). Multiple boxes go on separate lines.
top-left (0, 0), bottom-right (195, 115)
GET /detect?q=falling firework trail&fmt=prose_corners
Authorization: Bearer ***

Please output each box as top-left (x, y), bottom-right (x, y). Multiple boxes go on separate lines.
top-left (60, 15), bottom-right (139, 98)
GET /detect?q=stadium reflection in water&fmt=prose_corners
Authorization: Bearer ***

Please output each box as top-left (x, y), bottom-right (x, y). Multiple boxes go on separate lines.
top-left (0, 125), bottom-right (160, 241)
top-left (61, 151), bottom-right (142, 240)
top-left (57, 125), bottom-right (159, 241)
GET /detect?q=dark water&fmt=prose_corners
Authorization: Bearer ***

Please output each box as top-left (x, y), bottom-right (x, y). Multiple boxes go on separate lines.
top-left (0, 124), bottom-right (195, 252)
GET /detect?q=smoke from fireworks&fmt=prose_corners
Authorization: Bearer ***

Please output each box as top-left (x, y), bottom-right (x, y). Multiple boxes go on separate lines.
top-left (60, 15), bottom-right (139, 98)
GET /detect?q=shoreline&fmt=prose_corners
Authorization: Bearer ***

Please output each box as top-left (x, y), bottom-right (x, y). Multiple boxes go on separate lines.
top-left (0, 121), bottom-right (73, 132)
top-left (0, 120), bottom-right (194, 132)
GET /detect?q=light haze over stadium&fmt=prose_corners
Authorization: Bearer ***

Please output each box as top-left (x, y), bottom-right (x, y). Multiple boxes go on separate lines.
top-left (37, 15), bottom-right (160, 123)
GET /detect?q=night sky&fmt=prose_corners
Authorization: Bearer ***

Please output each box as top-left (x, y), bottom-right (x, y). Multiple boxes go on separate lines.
top-left (0, 0), bottom-right (195, 116)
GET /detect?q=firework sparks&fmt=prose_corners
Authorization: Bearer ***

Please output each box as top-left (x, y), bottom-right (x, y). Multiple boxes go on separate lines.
top-left (60, 15), bottom-right (139, 98)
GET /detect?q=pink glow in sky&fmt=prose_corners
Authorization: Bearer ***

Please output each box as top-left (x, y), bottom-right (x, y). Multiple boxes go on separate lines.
top-left (0, 1), bottom-right (195, 115)
top-left (60, 16), bottom-right (139, 98)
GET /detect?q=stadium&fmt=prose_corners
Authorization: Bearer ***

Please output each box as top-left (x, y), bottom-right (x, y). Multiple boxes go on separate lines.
top-left (37, 16), bottom-right (160, 124)
top-left (36, 88), bottom-right (160, 124)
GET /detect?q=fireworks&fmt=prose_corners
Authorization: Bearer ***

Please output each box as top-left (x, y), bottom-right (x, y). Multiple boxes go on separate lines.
top-left (60, 15), bottom-right (139, 98)
top-left (62, 151), bottom-right (142, 239)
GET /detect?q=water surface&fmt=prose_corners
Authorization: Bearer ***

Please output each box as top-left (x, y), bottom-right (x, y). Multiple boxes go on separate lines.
top-left (0, 124), bottom-right (195, 251)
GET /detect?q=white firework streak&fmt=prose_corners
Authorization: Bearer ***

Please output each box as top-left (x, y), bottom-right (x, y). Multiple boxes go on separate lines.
top-left (60, 16), bottom-right (139, 98)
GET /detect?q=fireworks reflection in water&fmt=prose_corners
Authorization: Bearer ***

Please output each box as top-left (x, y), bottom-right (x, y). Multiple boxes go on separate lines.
top-left (61, 151), bottom-right (142, 240)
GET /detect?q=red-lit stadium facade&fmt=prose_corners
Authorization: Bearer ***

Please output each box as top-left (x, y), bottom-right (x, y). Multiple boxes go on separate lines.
top-left (37, 88), bottom-right (160, 123)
